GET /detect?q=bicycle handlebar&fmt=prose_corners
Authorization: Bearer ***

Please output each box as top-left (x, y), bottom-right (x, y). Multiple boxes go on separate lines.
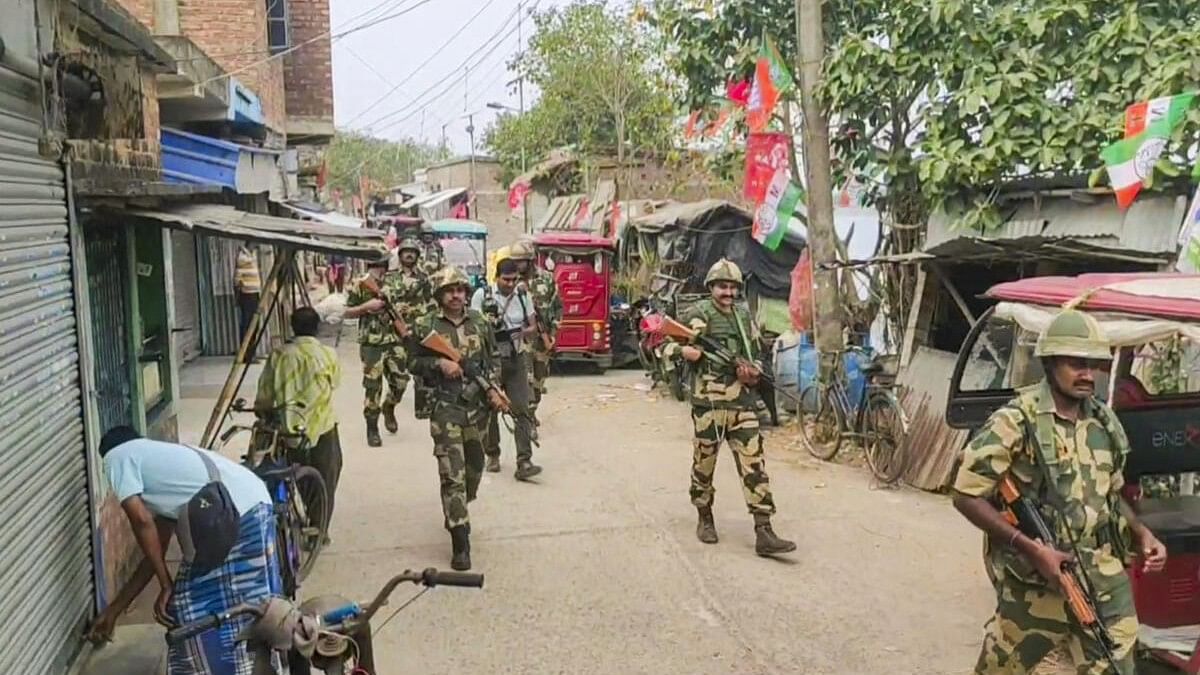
top-left (166, 605), bottom-right (263, 645)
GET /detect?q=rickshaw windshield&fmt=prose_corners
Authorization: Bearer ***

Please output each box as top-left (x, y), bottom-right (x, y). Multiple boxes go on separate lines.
top-left (441, 236), bottom-right (486, 276)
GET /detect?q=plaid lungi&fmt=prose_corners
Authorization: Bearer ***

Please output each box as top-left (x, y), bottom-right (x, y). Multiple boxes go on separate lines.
top-left (168, 502), bottom-right (282, 675)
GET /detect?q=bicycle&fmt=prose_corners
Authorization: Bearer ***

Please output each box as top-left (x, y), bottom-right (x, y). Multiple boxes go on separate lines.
top-left (218, 398), bottom-right (329, 598)
top-left (795, 349), bottom-right (909, 484)
top-left (165, 567), bottom-right (484, 675)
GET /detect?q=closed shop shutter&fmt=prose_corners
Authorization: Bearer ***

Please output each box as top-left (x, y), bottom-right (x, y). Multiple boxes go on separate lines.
top-left (171, 230), bottom-right (201, 363)
top-left (0, 64), bottom-right (93, 672)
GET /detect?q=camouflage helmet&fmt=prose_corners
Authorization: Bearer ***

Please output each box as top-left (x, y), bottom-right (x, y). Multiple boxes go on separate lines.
top-left (419, 221), bottom-right (435, 234)
top-left (366, 248), bottom-right (390, 268)
top-left (397, 236), bottom-right (422, 254)
top-left (1034, 308), bottom-right (1112, 361)
top-left (704, 258), bottom-right (743, 287)
top-left (508, 240), bottom-right (536, 261)
top-left (431, 266), bottom-right (471, 294)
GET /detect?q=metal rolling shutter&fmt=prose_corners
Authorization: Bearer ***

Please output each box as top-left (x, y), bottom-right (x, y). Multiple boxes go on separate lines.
top-left (0, 63), bottom-right (93, 673)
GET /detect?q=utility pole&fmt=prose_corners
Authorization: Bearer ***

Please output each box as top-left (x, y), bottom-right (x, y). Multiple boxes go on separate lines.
top-left (467, 113), bottom-right (477, 216)
top-left (518, 0), bottom-right (529, 233)
top-left (796, 0), bottom-right (844, 359)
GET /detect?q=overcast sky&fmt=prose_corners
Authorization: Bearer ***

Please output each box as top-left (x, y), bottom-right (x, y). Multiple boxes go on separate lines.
top-left (330, 0), bottom-right (571, 155)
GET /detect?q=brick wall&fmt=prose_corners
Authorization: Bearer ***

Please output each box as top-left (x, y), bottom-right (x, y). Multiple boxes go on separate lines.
top-left (426, 159), bottom-right (503, 193)
top-left (112, 0), bottom-right (153, 31)
top-left (177, 0), bottom-right (287, 132)
top-left (283, 0), bottom-right (333, 124)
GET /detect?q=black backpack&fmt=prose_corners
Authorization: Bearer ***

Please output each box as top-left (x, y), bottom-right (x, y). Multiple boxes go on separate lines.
top-left (176, 447), bottom-right (242, 575)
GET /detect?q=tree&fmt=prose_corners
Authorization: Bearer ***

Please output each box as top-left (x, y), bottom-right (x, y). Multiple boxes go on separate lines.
top-left (485, 1), bottom-right (676, 183)
top-left (324, 131), bottom-right (448, 198)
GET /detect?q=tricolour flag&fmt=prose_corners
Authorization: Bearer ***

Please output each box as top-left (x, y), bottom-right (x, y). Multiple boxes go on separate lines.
top-left (746, 36), bottom-right (794, 133)
top-left (753, 168), bottom-right (805, 251)
top-left (1102, 93), bottom-right (1194, 209)
top-left (1177, 184), bottom-right (1200, 273)
top-left (1125, 94), bottom-right (1195, 138)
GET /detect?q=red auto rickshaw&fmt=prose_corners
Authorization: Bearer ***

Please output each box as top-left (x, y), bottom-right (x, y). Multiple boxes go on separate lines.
top-left (534, 232), bottom-right (616, 372)
top-left (945, 273), bottom-right (1200, 671)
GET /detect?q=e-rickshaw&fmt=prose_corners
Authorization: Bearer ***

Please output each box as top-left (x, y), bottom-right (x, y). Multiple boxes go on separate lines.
top-left (533, 232), bottom-right (616, 372)
top-left (429, 218), bottom-right (488, 289)
top-left (945, 272), bottom-right (1200, 671)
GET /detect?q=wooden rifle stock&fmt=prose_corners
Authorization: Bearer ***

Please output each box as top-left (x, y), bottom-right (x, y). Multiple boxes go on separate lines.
top-left (997, 475), bottom-right (1115, 659)
top-left (361, 275), bottom-right (410, 338)
top-left (662, 315), bottom-right (801, 404)
top-left (419, 332), bottom-right (514, 411)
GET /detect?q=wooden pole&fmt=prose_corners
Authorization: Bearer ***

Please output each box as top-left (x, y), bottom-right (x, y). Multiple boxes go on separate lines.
top-left (795, 0), bottom-right (844, 366)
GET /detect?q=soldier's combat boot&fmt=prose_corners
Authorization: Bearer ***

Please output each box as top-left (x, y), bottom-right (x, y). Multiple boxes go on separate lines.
top-left (696, 507), bottom-right (718, 544)
top-left (514, 460), bottom-right (542, 481)
top-left (449, 525), bottom-right (471, 571)
top-left (753, 514), bottom-right (796, 556)
top-left (365, 417), bottom-right (382, 447)
top-left (381, 403), bottom-right (399, 434)
top-left (485, 455), bottom-right (501, 473)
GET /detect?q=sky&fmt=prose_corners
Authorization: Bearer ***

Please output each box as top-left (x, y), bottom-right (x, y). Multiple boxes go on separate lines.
top-left (329, 0), bottom-right (571, 155)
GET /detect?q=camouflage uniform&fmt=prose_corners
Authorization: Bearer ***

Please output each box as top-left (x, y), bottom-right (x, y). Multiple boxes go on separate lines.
top-left (419, 240), bottom-right (445, 276)
top-left (953, 380), bottom-right (1137, 674)
top-left (526, 268), bottom-right (561, 414)
top-left (391, 260), bottom-right (437, 419)
top-left (407, 307), bottom-right (499, 530)
top-left (678, 298), bottom-right (775, 516)
top-left (348, 272), bottom-right (409, 417)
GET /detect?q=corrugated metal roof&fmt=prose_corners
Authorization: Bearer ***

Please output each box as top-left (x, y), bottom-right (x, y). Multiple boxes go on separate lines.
top-left (400, 187), bottom-right (468, 209)
top-left (631, 199), bottom-right (751, 232)
top-left (533, 180), bottom-right (619, 234)
top-left (924, 194), bottom-right (1184, 257)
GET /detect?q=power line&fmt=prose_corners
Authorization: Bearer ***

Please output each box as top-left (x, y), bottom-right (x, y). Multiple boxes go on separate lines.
top-left (342, 0), bottom-right (506, 128)
top-left (359, 3), bottom-right (534, 135)
top-left (196, 0), bottom-right (439, 88)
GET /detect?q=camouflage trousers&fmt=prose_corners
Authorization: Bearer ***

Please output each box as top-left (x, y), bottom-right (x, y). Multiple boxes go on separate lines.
top-left (973, 572), bottom-right (1137, 674)
top-left (430, 414), bottom-right (487, 530)
top-left (528, 349), bottom-right (551, 414)
top-left (360, 342), bottom-right (409, 417)
top-left (690, 407), bottom-right (775, 516)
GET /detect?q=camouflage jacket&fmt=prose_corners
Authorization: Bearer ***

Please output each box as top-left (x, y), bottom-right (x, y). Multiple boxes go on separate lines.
top-left (407, 309), bottom-right (499, 424)
top-left (347, 272), bottom-right (405, 345)
top-left (953, 380), bottom-right (1132, 588)
top-left (419, 241), bottom-right (445, 275)
top-left (390, 264), bottom-right (435, 326)
top-left (526, 270), bottom-right (561, 355)
top-left (677, 298), bottom-right (760, 410)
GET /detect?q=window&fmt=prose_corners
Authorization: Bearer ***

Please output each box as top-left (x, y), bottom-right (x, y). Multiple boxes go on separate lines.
top-left (266, 0), bottom-right (289, 55)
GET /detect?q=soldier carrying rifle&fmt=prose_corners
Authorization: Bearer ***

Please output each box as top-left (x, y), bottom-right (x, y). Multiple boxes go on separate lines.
top-left (952, 308), bottom-right (1167, 674)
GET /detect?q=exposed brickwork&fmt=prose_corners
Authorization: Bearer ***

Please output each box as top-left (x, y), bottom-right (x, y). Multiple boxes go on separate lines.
top-left (176, 0), bottom-right (286, 132)
top-left (283, 0), bottom-right (333, 124)
top-left (110, 0), bottom-right (154, 32)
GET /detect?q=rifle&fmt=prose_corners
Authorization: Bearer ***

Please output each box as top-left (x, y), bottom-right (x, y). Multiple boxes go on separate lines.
top-left (660, 316), bottom-right (802, 406)
top-left (419, 331), bottom-right (540, 444)
top-left (997, 474), bottom-right (1121, 670)
top-left (360, 275), bottom-right (409, 339)
top-left (518, 287), bottom-right (555, 351)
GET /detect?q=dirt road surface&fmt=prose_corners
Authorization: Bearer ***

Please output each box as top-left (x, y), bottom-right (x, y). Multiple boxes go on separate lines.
top-left (216, 340), bottom-right (997, 675)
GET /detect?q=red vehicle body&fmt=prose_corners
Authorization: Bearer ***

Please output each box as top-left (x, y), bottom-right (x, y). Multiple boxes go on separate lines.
top-left (947, 272), bottom-right (1200, 672)
top-left (534, 232), bottom-right (615, 371)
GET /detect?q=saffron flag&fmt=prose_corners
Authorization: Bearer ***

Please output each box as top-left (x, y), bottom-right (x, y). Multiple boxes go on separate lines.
top-left (746, 36), bottom-right (794, 133)
top-left (743, 132), bottom-right (791, 202)
top-left (727, 80), bottom-right (750, 108)
top-left (1103, 93), bottom-right (1194, 208)
top-left (508, 180), bottom-right (532, 213)
top-left (753, 168), bottom-right (806, 251)
top-left (684, 110), bottom-right (703, 140)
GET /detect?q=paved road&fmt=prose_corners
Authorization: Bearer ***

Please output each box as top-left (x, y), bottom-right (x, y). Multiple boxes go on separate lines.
top-left (282, 342), bottom-right (995, 674)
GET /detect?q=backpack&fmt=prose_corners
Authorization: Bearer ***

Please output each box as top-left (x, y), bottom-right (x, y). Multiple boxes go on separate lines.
top-left (175, 447), bottom-right (242, 575)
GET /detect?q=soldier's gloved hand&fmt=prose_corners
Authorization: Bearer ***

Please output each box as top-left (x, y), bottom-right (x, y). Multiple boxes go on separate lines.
top-left (1028, 541), bottom-right (1074, 590)
top-left (438, 358), bottom-right (463, 379)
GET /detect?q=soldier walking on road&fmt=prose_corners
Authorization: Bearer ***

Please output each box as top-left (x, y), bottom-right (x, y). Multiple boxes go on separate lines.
top-left (345, 254), bottom-right (407, 447)
top-left (673, 259), bottom-right (795, 557)
top-left (392, 237), bottom-right (436, 418)
top-left (408, 267), bottom-right (509, 570)
top-left (952, 309), bottom-right (1166, 674)
top-left (510, 240), bottom-right (561, 418)
top-left (470, 257), bottom-right (543, 481)
top-left (419, 221), bottom-right (445, 275)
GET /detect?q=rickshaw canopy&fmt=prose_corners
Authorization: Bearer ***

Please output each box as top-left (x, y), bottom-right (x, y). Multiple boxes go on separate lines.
top-left (985, 273), bottom-right (1200, 322)
top-left (430, 219), bottom-right (488, 236)
top-left (534, 231), bottom-right (614, 251)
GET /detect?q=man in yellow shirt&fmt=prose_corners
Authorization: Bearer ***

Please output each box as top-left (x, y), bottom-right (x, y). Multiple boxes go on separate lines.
top-left (256, 307), bottom-right (342, 534)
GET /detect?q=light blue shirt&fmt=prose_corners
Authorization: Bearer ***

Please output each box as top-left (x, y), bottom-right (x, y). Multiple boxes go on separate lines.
top-left (104, 438), bottom-right (271, 519)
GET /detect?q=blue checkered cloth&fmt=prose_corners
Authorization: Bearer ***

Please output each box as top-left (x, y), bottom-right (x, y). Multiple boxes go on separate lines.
top-left (167, 502), bottom-right (282, 675)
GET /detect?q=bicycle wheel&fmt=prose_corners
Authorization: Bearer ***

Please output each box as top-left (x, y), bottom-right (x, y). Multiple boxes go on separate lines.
top-left (864, 392), bottom-right (907, 484)
top-left (797, 384), bottom-right (843, 460)
top-left (289, 466), bottom-right (328, 583)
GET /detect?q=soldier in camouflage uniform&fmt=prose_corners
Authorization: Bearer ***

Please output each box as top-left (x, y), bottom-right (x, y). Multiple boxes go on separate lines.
top-left (407, 267), bottom-right (508, 571)
top-left (418, 221), bottom-right (445, 276)
top-left (392, 237), bottom-right (437, 421)
top-left (671, 259), bottom-right (795, 557)
top-left (345, 254), bottom-right (407, 447)
top-left (952, 309), bottom-right (1166, 674)
top-left (510, 240), bottom-right (561, 416)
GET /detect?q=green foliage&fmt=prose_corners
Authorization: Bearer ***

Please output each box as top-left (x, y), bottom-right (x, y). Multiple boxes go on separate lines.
top-left (484, 0), bottom-right (676, 183)
top-left (325, 131), bottom-right (448, 197)
top-left (651, 0), bottom-right (1200, 229)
